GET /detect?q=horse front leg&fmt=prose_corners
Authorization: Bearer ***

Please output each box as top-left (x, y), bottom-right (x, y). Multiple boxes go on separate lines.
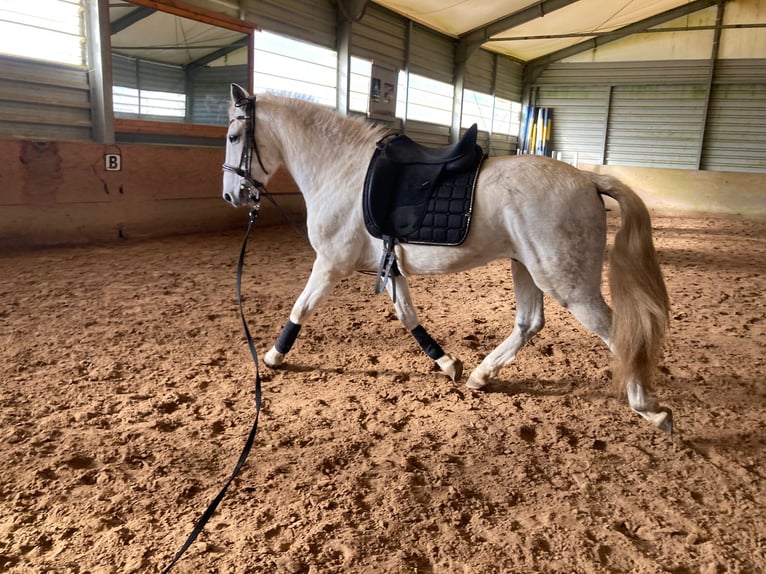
top-left (385, 275), bottom-right (463, 382)
top-left (264, 257), bottom-right (345, 368)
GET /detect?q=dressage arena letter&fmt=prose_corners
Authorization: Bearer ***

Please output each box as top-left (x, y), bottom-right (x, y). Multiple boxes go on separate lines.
top-left (104, 153), bottom-right (121, 171)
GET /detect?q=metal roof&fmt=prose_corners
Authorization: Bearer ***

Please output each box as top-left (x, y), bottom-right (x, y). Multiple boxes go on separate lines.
top-left (110, 0), bottom-right (723, 68)
top-left (109, 2), bottom-right (248, 68)
top-left (373, 0), bottom-right (720, 63)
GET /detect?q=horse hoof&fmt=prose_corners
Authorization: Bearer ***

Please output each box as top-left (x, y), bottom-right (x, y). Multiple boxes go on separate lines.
top-left (436, 354), bottom-right (463, 382)
top-left (465, 369), bottom-right (488, 390)
top-left (655, 407), bottom-right (673, 436)
top-left (635, 406), bottom-right (673, 435)
top-left (264, 347), bottom-right (285, 368)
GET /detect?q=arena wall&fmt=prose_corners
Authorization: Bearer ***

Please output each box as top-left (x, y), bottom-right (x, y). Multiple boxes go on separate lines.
top-left (0, 138), bottom-right (302, 249)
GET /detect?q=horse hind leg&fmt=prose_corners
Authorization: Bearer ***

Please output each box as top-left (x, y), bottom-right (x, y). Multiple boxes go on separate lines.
top-left (626, 377), bottom-right (673, 434)
top-left (476, 255), bottom-right (671, 432)
top-left (385, 276), bottom-right (463, 381)
top-left (466, 260), bottom-right (544, 389)
top-left (553, 284), bottom-right (673, 434)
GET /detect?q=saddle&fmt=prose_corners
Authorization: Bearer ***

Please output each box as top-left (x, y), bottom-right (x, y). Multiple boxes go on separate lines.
top-left (363, 124), bottom-right (485, 298)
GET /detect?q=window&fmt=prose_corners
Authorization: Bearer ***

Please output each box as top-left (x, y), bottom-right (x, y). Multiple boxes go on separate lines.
top-left (462, 89), bottom-right (494, 132)
top-left (107, 0), bottom-right (254, 141)
top-left (254, 31), bottom-right (336, 107)
top-left (349, 57), bottom-right (372, 113)
top-left (0, 0), bottom-right (84, 66)
top-left (494, 97), bottom-right (522, 137)
top-left (402, 73), bottom-right (453, 126)
top-left (462, 91), bottom-right (522, 137)
top-left (113, 86), bottom-right (186, 119)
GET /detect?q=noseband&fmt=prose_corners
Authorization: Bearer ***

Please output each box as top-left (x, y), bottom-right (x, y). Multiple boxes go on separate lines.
top-left (222, 96), bottom-right (270, 203)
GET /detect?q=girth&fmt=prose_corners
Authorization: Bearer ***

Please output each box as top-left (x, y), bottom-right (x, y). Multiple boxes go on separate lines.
top-left (362, 124), bottom-right (485, 299)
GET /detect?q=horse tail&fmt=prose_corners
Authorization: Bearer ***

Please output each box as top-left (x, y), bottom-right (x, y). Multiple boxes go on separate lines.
top-left (592, 174), bottom-right (670, 392)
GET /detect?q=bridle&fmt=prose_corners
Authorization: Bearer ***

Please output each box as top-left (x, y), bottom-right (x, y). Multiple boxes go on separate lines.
top-left (222, 95), bottom-right (270, 205)
top-left (222, 95), bottom-right (311, 242)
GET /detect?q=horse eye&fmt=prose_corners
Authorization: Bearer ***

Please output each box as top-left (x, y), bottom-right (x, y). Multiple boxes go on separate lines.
top-left (228, 134), bottom-right (239, 143)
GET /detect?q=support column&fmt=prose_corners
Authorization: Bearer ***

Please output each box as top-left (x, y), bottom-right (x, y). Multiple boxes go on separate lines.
top-left (335, 0), bottom-right (369, 116)
top-left (86, 0), bottom-right (115, 144)
top-left (452, 40), bottom-right (480, 143)
top-left (336, 16), bottom-right (351, 116)
top-left (696, 0), bottom-right (725, 169)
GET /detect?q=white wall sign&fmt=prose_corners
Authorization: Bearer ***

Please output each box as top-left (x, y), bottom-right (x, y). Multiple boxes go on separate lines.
top-left (104, 153), bottom-right (121, 171)
top-left (369, 63), bottom-right (398, 121)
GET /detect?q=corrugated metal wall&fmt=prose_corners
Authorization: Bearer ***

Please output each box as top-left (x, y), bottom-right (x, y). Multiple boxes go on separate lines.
top-left (349, 2), bottom-right (406, 133)
top-left (349, 5), bottom-right (451, 144)
top-left (490, 133), bottom-right (515, 156)
top-left (113, 53), bottom-right (244, 126)
top-left (189, 65), bottom-right (249, 125)
top-left (465, 49), bottom-right (494, 94)
top-left (463, 49), bottom-right (494, 155)
top-left (702, 58), bottom-right (766, 172)
top-left (539, 60), bottom-right (709, 86)
top-left (348, 7), bottom-right (517, 154)
top-left (606, 84), bottom-right (706, 169)
top-left (8, 2), bottom-right (763, 173)
top-left (112, 54), bottom-right (185, 93)
top-left (534, 59), bottom-right (766, 173)
top-left (493, 57), bottom-right (523, 156)
top-left (403, 120), bottom-right (451, 146)
top-left (703, 84), bottom-right (766, 172)
top-left (536, 86), bottom-right (609, 164)
top-left (495, 57), bottom-right (523, 103)
top-left (243, 0), bottom-right (336, 49)
top-left (0, 55), bottom-right (92, 141)
top-left (352, 3), bottom-right (407, 70)
top-left (396, 21), bottom-right (455, 144)
top-left (408, 23), bottom-right (454, 85)
top-left (0, 1), bottom-right (522, 156)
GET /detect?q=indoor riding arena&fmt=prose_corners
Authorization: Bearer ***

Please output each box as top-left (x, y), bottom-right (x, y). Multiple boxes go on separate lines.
top-left (1, 1), bottom-right (765, 573)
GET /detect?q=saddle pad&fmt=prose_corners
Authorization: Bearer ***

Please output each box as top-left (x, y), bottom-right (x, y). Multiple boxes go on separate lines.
top-left (404, 160), bottom-right (482, 246)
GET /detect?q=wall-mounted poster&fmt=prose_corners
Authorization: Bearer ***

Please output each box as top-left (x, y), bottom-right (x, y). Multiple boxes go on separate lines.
top-left (369, 63), bottom-right (397, 121)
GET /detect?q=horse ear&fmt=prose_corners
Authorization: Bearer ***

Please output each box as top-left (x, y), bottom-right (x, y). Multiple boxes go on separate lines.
top-left (231, 83), bottom-right (249, 103)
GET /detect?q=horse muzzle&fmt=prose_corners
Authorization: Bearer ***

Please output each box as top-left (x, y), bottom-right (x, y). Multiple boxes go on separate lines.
top-left (223, 186), bottom-right (259, 208)
top-left (222, 164), bottom-right (262, 208)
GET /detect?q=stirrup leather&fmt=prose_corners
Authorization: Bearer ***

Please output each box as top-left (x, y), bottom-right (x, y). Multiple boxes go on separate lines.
top-left (375, 237), bottom-right (400, 302)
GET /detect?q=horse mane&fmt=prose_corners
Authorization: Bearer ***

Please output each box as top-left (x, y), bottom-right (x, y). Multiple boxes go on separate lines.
top-left (259, 92), bottom-right (388, 150)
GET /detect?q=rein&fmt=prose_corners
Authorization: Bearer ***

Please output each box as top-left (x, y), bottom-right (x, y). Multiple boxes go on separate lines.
top-left (161, 205), bottom-right (263, 573)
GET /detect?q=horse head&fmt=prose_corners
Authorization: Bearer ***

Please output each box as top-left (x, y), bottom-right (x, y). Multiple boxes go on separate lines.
top-left (222, 83), bottom-right (274, 208)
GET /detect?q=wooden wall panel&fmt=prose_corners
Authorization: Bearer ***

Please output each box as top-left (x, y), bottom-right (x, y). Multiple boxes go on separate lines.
top-left (0, 138), bottom-right (303, 248)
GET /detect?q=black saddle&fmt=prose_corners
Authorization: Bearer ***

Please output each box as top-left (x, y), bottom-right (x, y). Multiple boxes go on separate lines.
top-left (363, 123), bottom-right (483, 241)
top-left (382, 124), bottom-right (480, 168)
top-left (362, 124), bottom-right (485, 298)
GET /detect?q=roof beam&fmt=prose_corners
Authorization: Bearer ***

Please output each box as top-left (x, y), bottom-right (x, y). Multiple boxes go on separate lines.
top-left (110, 6), bottom-right (154, 35)
top-left (186, 36), bottom-right (249, 70)
top-left (458, 0), bottom-right (581, 62)
top-left (524, 0), bottom-right (721, 81)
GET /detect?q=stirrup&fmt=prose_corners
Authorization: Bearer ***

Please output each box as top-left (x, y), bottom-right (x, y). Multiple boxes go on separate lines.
top-left (375, 237), bottom-right (400, 302)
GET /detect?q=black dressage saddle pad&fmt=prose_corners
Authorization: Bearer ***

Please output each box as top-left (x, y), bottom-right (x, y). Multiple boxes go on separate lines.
top-left (363, 124), bottom-right (485, 247)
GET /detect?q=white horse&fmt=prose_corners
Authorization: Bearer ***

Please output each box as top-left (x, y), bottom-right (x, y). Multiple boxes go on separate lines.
top-left (222, 84), bottom-right (673, 434)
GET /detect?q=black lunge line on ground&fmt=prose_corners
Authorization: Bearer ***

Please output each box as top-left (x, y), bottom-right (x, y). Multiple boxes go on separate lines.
top-left (161, 207), bottom-right (262, 573)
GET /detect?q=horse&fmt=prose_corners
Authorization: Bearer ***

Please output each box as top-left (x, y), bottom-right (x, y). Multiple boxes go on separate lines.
top-left (222, 83), bottom-right (673, 435)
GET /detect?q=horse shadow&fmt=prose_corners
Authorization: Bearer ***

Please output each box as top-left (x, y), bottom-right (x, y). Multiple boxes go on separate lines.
top-left (479, 375), bottom-right (610, 399)
top-left (273, 362), bottom-right (590, 400)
